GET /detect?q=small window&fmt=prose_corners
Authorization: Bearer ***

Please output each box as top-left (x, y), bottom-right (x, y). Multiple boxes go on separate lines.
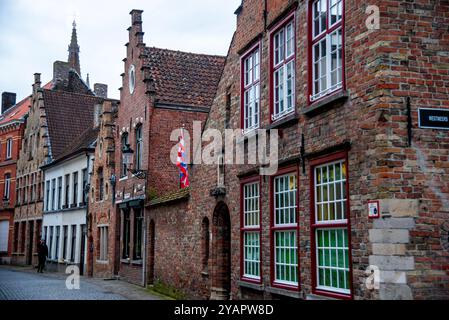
top-left (242, 181), bottom-right (261, 281)
top-left (64, 174), bottom-right (70, 208)
top-left (122, 210), bottom-right (131, 259)
top-left (3, 173), bottom-right (11, 200)
top-left (51, 179), bottom-right (56, 210)
top-left (98, 168), bottom-right (104, 201)
top-left (135, 125), bottom-right (143, 171)
top-left (82, 169), bottom-right (88, 204)
top-left (121, 133), bottom-right (129, 178)
top-left (45, 181), bottom-right (50, 211)
top-left (271, 19), bottom-right (296, 121)
top-left (310, 0), bottom-right (344, 102)
top-left (272, 172), bottom-right (298, 287)
top-left (242, 47), bottom-right (260, 132)
top-left (72, 172), bottom-right (78, 206)
top-left (98, 226), bottom-right (109, 262)
top-left (57, 177), bottom-right (62, 209)
top-left (129, 64), bottom-right (136, 94)
top-left (70, 225), bottom-right (77, 262)
top-left (6, 138), bottom-right (13, 159)
top-left (133, 209), bottom-right (143, 260)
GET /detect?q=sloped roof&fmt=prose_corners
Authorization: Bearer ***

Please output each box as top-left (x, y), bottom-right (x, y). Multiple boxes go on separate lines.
top-left (144, 47), bottom-right (225, 108)
top-left (0, 81), bottom-right (54, 127)
top-left (42, 89), bottom-right (103, 159)
top-left (147, 187), bottom-right (190, 207)
top-left (43, 126), bottom-right (99, 168)
top-left (0, 96), bottom-right (31, 126)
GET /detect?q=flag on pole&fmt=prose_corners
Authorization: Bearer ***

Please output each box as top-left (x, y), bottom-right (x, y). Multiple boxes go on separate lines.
top-left (177, 128), bottom-right (190, 188)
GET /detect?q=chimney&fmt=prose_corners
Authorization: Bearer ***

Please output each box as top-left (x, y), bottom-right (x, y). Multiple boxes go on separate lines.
top-left (130, 9), bottom-right (143, 25)
top-left (1, 92), bottom-right (16, 114)
top-left (130, 9), bottom-right (144, 44)
top-left (53, 61), bottom-right (70, 86)
top-left (94, 83), bottom-right (108, 98)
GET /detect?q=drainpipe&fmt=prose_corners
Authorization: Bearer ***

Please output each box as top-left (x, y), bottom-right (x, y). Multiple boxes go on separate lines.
top-left (142, 208), bottom-right (147, 287)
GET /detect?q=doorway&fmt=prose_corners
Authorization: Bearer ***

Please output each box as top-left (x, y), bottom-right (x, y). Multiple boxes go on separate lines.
top-left (211, 202), bottom-right (231, 300)
top-left (27, 221), bottom-right (34, 265)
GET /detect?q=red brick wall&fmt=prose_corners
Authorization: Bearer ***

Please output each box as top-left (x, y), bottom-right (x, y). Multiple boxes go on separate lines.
top-left (146, 0), bottom-right (449, 300)
top-left (0, 122), bottom-right (25, 260)
top-left (89, 100), bottom-right (119, 279)
top-left (149, 108), bottom-right (207, 196)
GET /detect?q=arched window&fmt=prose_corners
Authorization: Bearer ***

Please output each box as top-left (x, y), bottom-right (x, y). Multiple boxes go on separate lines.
top-left (135, 125), bottom-right (143, 171)
top-left (201, 217), bottom-right (210, 273)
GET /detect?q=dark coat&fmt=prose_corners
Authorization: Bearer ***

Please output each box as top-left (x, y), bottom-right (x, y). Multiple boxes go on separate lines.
top-left (37, 242), bottom-right (48, 260)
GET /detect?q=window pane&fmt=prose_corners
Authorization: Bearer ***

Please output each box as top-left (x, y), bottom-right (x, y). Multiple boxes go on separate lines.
top-left (244, 232), bottom-right (260, 278)
top-left (274, 231), bottom-right (298, 285)
top-left (244, 183), bottom-right (260, 227)
top-left (315, 160), bottom-right (348, 223)
top-left (316, 229), bottom-right (350, 293)
top-left (274, 174), bottom-right (297, 226)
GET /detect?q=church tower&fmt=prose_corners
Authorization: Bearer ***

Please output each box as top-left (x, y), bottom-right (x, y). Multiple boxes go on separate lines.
top-left (68, 20), bottom-right (81, 76)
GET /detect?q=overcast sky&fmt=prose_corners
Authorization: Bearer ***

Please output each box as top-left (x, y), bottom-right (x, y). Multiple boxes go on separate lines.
top-left (0, 0), bottom-right (240, 105)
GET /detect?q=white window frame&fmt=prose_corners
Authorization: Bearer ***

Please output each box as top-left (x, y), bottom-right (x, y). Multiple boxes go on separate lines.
top-left (314, 160), bottom-right (348, 225)
top-left (273, 173), bottom-right (298, 286)
top-left (311, 0), bottom-right (344, 102)
top-left (242, 47), bottom-right (261, 133)
top-left (6, 138), bottom-right (12, 159)
top-left (242, 182), bottom-right (261, 280)
top-left (313, 158), bottom-right (351, 295)
top-left (271, 19), bottom-right (296, 122)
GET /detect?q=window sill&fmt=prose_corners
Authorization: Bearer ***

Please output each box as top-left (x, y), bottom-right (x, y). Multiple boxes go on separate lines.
top-left (120, 259), bottom-right (130, 264)
top-left (131, 260), bottom-right (143, 266)
top-left (237, 280), bottom-right (264, 292)
top-left (96, 260), bottom-right (109, 265)
top-left (303, 90), bottom-right (348, 117)
top-left (265, 286), bottom-right (303, 299)
top-left (266, 113), bottom-right (299, 130)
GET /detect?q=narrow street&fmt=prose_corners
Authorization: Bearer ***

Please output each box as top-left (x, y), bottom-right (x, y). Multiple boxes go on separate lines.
top-left (0, 266), bottom-right (164, 300)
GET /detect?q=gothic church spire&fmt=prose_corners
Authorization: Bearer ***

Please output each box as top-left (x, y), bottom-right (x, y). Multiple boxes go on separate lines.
top-left (68, 20), bottom-right (81, 76)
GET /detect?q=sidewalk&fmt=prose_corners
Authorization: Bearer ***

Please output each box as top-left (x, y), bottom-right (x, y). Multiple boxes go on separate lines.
top-left (0, 265), bottom-right (170, 300)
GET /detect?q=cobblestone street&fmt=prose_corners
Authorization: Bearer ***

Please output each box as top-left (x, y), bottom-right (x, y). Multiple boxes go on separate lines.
top-left (0, 266), bottom-right (164, 300)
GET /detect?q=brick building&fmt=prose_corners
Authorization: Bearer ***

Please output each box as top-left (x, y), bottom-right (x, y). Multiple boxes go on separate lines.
top-left (110, 10), bottom-right (225, 285)
top-left (12, 23), bottom-right (107, 267)
top-left (0, 94), bottom-right (29, 264)
top-left (88, 99), bottom-right (120, 279)
top-left (146, 0), bottom-right (449, 300)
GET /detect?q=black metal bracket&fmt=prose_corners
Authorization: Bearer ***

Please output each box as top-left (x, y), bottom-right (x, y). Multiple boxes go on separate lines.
top-left (300, 133), bottom-right (306, 174)
top-left (407, 97), bottom-right (413, 147)
top-left (128, 169), bottom-right (148, 180)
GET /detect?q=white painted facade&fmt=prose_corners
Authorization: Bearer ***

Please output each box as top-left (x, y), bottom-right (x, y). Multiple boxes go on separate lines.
top-left (42, 152), bottom-right (94, 268)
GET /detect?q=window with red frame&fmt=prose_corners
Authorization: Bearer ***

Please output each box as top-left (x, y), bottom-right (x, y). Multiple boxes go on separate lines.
top-left (242, 48), bottom-right (260, 132)
top-left (272, 172), bottom-right (298, 287)
top-left (241, 181), bottom-right (261, 281)
top-left (310, 0), bottom-right (344, 102)
top-left (312, 156), bottom-right (351, 296)
top-left (271, 18), bottom-right (295, 122)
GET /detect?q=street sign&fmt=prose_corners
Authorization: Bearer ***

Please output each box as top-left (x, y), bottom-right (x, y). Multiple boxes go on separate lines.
top-left (368, 200), bottom-right (380, 219)
top-left (418, 108), bottom-right (449, 130)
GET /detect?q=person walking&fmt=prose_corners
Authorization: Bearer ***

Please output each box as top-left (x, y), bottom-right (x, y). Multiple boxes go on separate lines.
top-left (37, 239), bottom-right (48, 273)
